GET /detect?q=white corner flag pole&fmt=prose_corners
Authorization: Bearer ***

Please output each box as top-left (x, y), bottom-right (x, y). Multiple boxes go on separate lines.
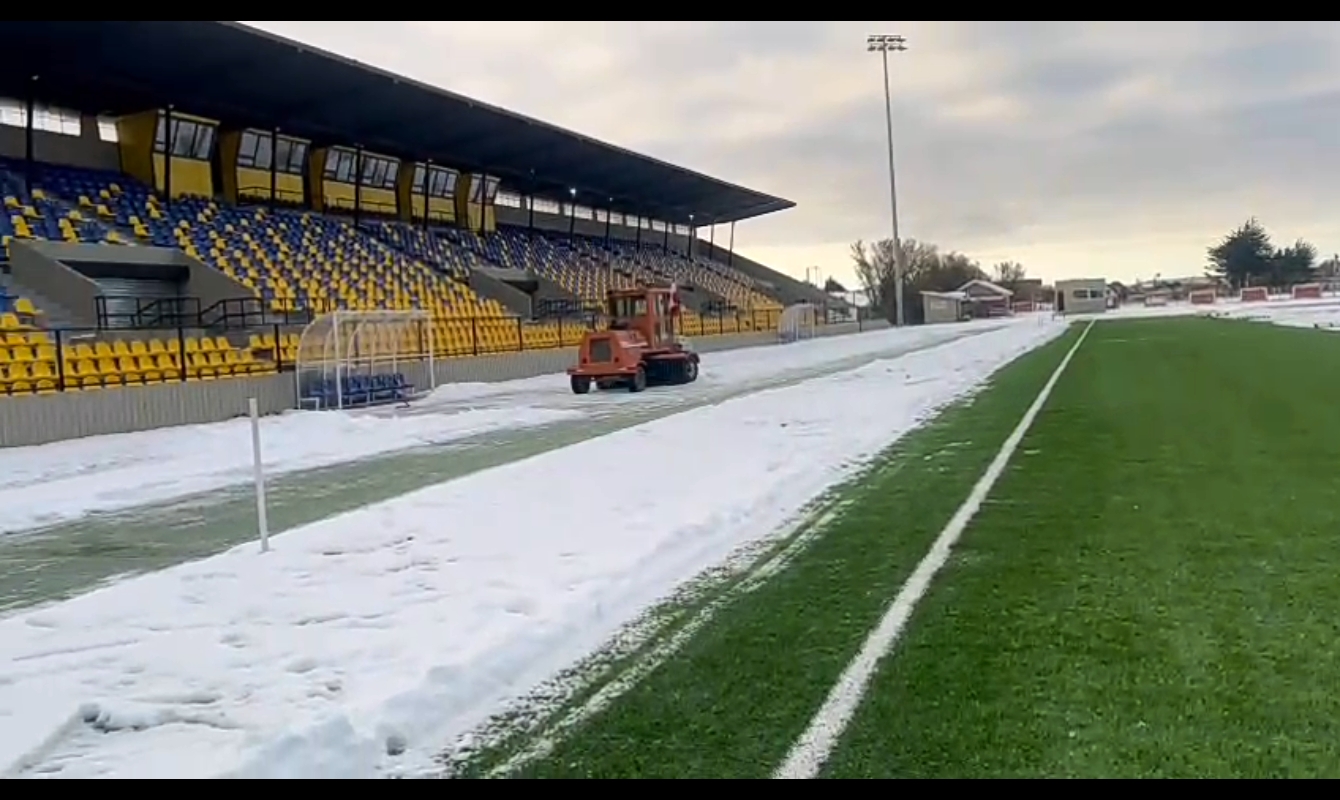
top-left (249, 397), bottom-right (271, 553)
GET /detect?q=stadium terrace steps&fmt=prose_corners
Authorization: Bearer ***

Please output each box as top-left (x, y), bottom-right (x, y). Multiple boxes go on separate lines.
top-left (464, 269), bottom-right (540, 318)
top-left (1, 279), bottom-right (78, 329)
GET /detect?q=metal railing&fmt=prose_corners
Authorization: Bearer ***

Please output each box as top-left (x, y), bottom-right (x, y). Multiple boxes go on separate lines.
top-left (0, 322), bottom-right (296, 395)
top-left (200, 297), bottom-right (315, 330)
top-left (94, 295), bottom-right (316, 332)
top-left (94, 296), bottom-right (202, 330)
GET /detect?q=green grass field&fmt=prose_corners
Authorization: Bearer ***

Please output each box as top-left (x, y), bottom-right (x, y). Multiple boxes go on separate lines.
top-left (455, 316), bottom-right (1340, 779)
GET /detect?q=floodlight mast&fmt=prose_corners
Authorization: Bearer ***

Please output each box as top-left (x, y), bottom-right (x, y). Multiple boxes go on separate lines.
top-left (867, 33), bottom-right (907, 327)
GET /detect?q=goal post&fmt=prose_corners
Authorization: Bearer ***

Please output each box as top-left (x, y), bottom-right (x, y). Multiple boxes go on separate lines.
top-left (778, 302), bottom-right (818, 343)
top-left (294, 309), bottom-right (436, 410)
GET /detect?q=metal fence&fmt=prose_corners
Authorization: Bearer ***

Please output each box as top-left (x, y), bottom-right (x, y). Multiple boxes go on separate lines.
top-left (1, 322), bottom-right (297, 395)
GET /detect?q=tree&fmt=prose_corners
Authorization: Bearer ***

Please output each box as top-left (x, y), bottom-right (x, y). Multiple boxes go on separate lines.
top-left (992, 261), bottom-right (1026, 291)
top-left (1207, 218), bottom-right (1321, 289)
top-left (917, 250), bottom-right (985, 292)
top-left (1207, 218), bottom-right (1274, 290)
top-left (1268, 239), bottom-right (1317, 287)
top-left (823, 276), bottom-right (847, 294)
top-left (852, 237), bottom-right (988, 324)
top-left (852, 238), bottom-right (899, 322)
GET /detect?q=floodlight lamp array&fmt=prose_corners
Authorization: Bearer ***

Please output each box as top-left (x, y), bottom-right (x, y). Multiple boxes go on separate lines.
top-left (865, 34), bottom-right (907, 52)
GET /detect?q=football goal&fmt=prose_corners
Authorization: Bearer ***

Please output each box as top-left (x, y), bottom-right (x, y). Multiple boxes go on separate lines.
top-left (295, 309), bottom-right (435, 410)
top-left (778, 302), bottom-right (818, 343)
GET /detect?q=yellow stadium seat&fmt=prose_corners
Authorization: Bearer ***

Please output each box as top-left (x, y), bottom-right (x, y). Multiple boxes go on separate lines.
top-left (118, 356), bottom-right (142, 384)
top-left (96, 357), bottom-right (121, 384)
top-left (31, 361), bottom-right (57, 394)
top-left (206, 351), bottom-right (228, 375)
top-left (187, 352), bottom-right (212, 380)
top-left (66, 359), bottom-right (99, 389)
top-left (136, 355), bottom-right (161, 382)
top-left (6, 363), bottom-right (32, 393)
top-left (155, 353), bottom-right (180, 381)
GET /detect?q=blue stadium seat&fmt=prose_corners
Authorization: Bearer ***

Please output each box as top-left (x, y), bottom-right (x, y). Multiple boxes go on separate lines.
top-left (302, 371), bottom-right (414, 408)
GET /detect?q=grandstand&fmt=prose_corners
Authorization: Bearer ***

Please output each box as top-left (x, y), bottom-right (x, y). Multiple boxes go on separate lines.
top-left (0, 21), bottom-right (838, 428)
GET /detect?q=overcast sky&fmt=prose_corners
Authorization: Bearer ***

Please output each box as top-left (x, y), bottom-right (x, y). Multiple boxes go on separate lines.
top-left (247, 21), bottom-right (1340, 288)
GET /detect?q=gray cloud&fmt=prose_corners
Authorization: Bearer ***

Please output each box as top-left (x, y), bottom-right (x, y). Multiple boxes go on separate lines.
top-left (244, 20), bottom-right (1340, 283)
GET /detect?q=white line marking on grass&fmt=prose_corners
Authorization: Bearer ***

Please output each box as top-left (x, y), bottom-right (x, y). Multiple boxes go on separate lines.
top-left (773, 320), bottom-right (1095, 780)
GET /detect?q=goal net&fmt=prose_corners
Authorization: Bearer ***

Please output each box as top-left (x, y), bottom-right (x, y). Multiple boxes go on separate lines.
top-left (294, 309), bottom-right (436, 410)
top-left (778, 302), bottom-right (818, 343)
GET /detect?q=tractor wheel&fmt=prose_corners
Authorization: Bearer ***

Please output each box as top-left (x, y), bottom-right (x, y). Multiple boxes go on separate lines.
top-left (629, 366), bottom-right (647, 393)
top-left (683, 359), bottom-right (699, 384)
top-left (571, 375), bottom-right (592, 395)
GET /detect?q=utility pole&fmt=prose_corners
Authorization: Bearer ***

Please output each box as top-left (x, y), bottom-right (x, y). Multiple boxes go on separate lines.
top-left (867, 33), bottom-right (908, 326)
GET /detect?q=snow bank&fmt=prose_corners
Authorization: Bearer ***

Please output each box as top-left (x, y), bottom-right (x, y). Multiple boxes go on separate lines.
top-left (1210, 297), bottom-right (1340, 329)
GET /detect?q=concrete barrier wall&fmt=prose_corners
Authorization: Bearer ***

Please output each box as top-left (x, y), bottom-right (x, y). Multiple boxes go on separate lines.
top-left (0, 320), bottom-right (890, 448)
top-left (0, 374), bottom-right (294, 448)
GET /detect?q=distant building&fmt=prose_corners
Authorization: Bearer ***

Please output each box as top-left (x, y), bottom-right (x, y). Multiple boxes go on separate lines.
top-left (1055, 278), bottom-right (1108, 314)
top-left (921, 290), bottom-right (968, 324)
top-left (956, 279), bottom-right (1014, 318)
top-left (1012, 278), bottom-right (1044, 303)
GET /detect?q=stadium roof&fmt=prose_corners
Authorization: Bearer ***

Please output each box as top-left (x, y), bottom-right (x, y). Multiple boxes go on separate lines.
top-left (0, 21), bottom-right (795, 225)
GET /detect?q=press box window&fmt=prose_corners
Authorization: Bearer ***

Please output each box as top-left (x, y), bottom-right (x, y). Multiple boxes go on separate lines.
top-left (327, 150), bottom-right (396, 188)
top-left (237, 130), bottom-right (273, 169)
top-left (413, 165), bottom-right (458, 198)
top-left (323, 149), bottom-right (355, 183)
top-left (434, 169), bottom-right (457, 196)
top-left (360, 155), bottom-right (398, 190)
top-left (272, 138), bottom-right (307, 174)
top-left (155, 116), bottom-right (214, 160)
top-left (360, 156), bottom-right (383, 188)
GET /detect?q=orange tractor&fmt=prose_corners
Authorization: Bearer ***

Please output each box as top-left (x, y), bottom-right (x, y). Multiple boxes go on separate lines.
top-left (568, 286), bottom-right (700, 394)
